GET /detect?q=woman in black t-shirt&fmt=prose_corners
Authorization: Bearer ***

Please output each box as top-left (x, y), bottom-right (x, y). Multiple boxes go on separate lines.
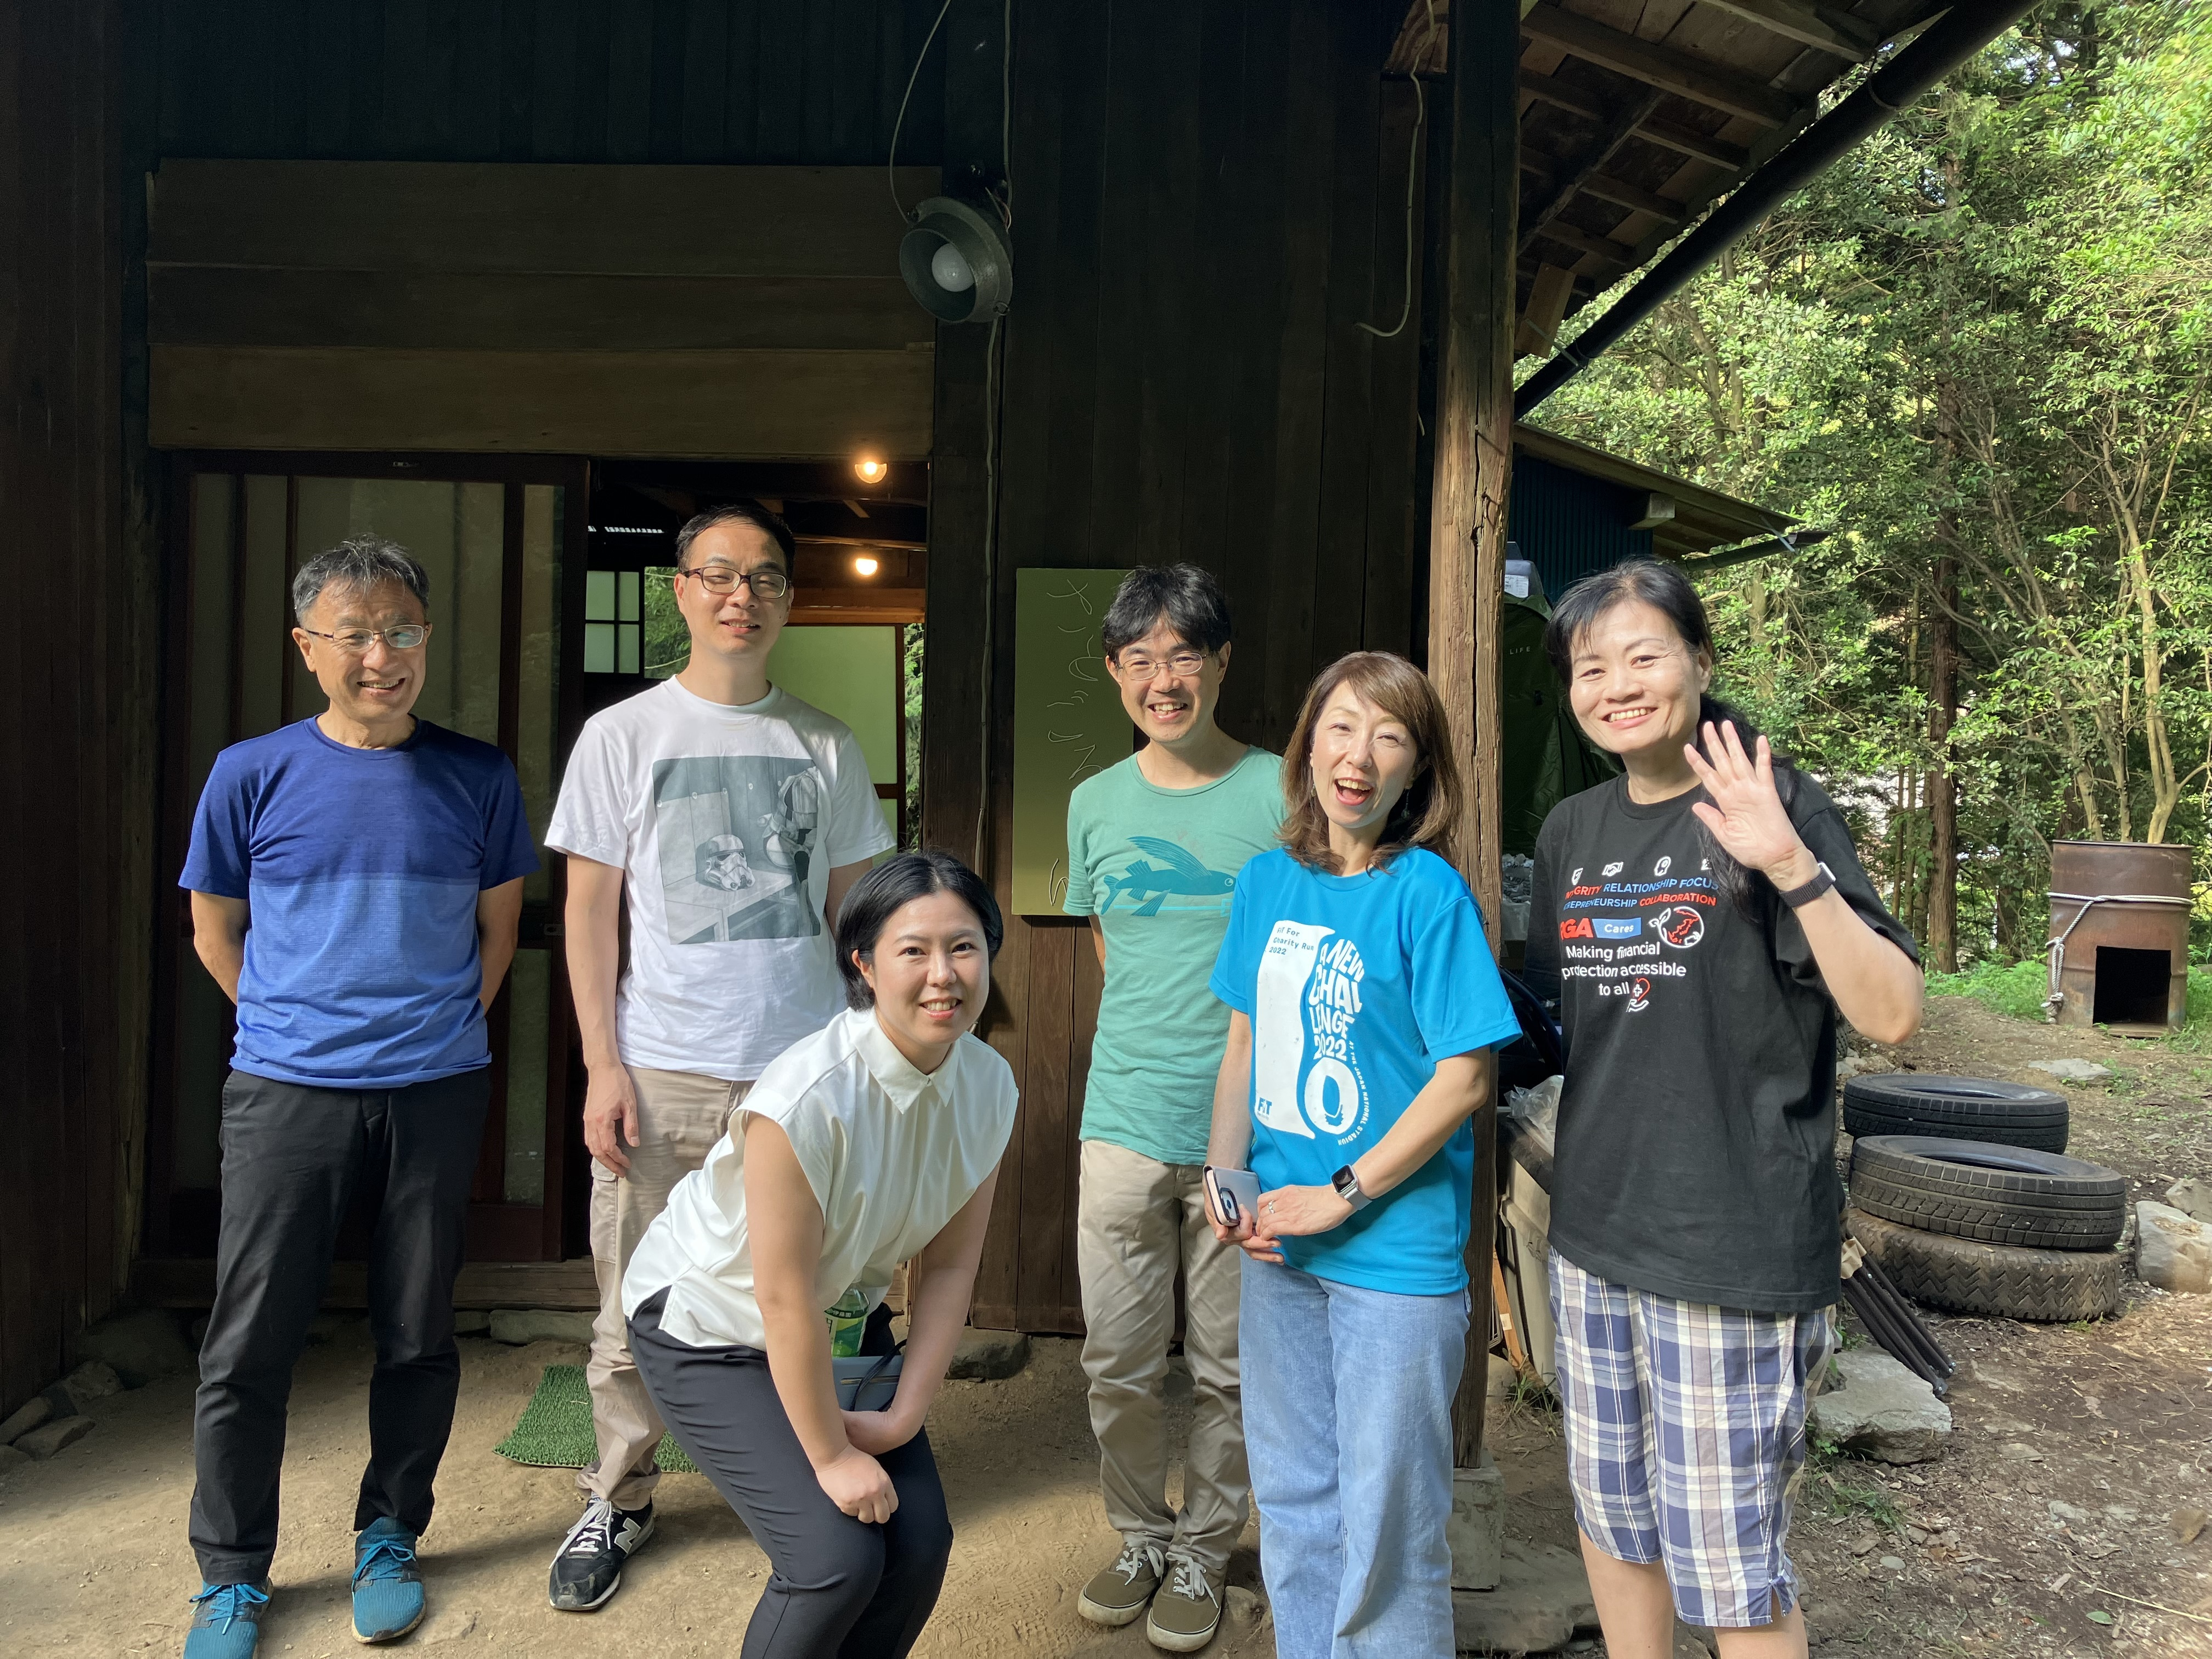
top-left (1521, 561), bottom-right (1921, 1658)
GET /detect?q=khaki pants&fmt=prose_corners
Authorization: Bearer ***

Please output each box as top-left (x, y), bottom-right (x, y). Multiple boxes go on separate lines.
top-left (581, 1066), bottom-right (751, 1511)
top-left (1076, 1138), bottom-right (1249, 1574)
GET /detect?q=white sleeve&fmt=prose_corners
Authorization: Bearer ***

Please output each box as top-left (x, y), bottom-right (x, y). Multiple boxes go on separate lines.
top-left (825, 728), bottom-right (896, 867)
top-left (544, 719), bottom-right (632, 867)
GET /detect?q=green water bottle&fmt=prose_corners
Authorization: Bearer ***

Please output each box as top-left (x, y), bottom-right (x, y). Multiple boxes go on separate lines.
top-left (825, 1287), bottom-right (870, 1357)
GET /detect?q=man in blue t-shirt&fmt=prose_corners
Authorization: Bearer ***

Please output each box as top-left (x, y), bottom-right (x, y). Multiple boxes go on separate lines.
top-left (177, 537), bottom-right (537, 1659)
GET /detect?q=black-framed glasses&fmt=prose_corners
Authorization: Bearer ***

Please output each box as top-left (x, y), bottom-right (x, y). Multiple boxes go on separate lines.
top-left (1115, 649), bottom-right (1209, 679)
top-left (299, 623), bottom-right (431, 653)
top-left (678, 565), bottom-right (790, 599)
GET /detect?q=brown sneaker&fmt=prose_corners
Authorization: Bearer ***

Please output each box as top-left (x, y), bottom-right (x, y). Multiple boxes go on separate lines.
top-left (1145, 1554), bottom-right (1223, 1652)
top-left (1077, 1541), bottom-right (1165, 1627)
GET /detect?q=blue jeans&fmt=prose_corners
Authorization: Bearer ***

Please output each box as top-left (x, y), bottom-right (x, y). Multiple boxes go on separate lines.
top-left (1239, 1255), bottom-right (1468, 1658)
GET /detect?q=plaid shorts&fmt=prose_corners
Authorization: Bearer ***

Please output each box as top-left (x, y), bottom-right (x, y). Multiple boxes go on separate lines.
top-left (1548, 1249), bottom-right (1834, 1629)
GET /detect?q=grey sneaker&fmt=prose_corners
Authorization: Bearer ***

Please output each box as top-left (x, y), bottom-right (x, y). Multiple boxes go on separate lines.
top-left (1146, 1554), bottom-right (1223, 1652)
top-left (1077, 1540), bottom-right (1164, 1627)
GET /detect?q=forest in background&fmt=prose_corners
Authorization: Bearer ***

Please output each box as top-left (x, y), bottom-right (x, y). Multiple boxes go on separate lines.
top-left (1530, 0), bottom-right (2211, 979)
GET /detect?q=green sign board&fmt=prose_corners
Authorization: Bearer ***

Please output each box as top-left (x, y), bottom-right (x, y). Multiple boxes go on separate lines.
top-left (1011, 568), bottom-right (1132, 916)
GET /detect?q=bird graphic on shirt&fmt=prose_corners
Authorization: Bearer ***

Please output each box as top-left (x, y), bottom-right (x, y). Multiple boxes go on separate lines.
top-left (1099, 837), bottom-right (1237, 917)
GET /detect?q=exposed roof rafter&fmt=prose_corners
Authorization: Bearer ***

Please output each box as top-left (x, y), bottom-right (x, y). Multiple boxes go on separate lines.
top-left (1692, 0), bottom-right (1880, 61)
top-left (1516, 69), bottom-right (1751, 171)
top-left (1522, 150), bottom-right (1690, 225)
top-left (1520, 2), bottom-right (1807, 127)
top-left (1519, 87), bottom-right (1665, 255)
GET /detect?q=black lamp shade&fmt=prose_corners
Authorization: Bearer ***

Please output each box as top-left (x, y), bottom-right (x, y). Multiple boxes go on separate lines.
top-left (898, 196), bottom-right (1013, 324)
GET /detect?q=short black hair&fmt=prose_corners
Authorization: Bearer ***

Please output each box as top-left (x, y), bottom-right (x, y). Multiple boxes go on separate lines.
top-left (291, 536), bottom-right (429, 622)
top-left (834, 850), bottom-right (1004, 1009)
top-left (674, 499), bottom-right (797, 576)
top-left (1100, 563), bottom-right (1233, 659)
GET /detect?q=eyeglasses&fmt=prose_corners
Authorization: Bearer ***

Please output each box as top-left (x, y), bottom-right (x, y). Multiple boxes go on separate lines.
top-left (298, 623), bottom-right (430, 653)
top-left (678, 565), bottom-right (790, 599)
top-left (1115, 650), bottom-right (1209, 679)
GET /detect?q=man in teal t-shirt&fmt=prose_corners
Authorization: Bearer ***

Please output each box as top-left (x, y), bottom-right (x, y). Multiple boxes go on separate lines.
top-left (1064, 565), bottom-right (1283, 1651)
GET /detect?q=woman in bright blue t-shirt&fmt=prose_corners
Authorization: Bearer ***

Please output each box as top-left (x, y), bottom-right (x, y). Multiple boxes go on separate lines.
top-left (1205, 651), bottom-right (1521, 1658)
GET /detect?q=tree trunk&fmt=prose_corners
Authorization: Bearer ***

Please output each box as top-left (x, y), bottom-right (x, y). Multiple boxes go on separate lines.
top-left (1927, 555), bottom-right (1959, 972)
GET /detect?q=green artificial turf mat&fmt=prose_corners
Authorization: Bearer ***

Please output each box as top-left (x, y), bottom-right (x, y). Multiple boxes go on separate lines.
top-left (493, 1363), bottom-right (697, 1475)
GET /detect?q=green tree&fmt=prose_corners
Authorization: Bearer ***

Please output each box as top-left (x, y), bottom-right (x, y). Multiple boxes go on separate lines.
top-left (1529, 0), bottom-right (2211, 969)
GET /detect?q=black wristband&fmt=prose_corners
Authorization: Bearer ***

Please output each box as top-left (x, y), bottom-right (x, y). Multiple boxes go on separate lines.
top-left (1776, 860), bottom-right (1836, 909)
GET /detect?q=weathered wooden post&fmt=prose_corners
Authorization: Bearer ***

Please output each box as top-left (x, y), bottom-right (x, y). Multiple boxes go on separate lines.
top-left (1426, 0), bottom-right (1517, 1553)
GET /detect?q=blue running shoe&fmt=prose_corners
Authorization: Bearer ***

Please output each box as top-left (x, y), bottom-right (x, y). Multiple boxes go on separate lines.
top-left (350, 1518), bottom-right (425, 1644)
top-left (184, 1581), bottom-right (269, 1658)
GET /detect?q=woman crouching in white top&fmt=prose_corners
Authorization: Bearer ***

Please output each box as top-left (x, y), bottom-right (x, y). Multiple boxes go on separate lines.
top-left (621, 850), bottom-right (1016, 1657)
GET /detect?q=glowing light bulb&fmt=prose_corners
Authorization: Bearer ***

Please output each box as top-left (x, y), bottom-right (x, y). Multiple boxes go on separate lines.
top-left (854, 458), bottom-right (887, 484)
top-left (854, 556), bottom-right (880, 577)
top-left (930, 240), bottom-right (976, 294)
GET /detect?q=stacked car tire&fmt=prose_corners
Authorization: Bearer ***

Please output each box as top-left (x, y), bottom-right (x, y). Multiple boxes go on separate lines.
top-left (1841, 1075), bottom-right (2128, 1322)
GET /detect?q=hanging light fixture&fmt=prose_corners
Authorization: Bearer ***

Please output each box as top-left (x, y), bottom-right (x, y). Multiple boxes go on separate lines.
top-left (899, 196), bottom-right (1012, 324)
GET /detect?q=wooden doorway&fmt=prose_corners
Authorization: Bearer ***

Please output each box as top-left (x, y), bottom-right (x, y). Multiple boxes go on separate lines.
top-left (148, 452), bottom-right (588, 1266)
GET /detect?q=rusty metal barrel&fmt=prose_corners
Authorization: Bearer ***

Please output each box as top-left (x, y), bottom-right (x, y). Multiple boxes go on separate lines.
top-left (2045, 841), bottom-right (2193, 1032)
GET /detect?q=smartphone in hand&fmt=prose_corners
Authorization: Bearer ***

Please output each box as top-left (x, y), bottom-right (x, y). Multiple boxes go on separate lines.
top-left (1203, 1165), bottom-right (1262, 1232)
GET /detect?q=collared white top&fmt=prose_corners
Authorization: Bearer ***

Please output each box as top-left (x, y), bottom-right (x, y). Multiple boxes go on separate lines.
top-left (622, 1006), bottom-right (1018, 1351)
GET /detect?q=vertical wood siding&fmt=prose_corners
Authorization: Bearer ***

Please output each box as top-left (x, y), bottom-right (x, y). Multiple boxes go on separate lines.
top-left (0, 0), bottom-right (151, 1418)
top-left (146, 0), bottom-right (947, 166)
top-left (926, 0), bottom-right (1424, 1334)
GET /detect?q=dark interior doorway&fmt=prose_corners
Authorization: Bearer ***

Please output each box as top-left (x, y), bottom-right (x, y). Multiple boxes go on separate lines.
top-left (581, 459), bottom-right (927, 839)
top-left (2092, 946), bottom-right (2173, 1029)
top-left (151, 453), bottom-right (586, 1266)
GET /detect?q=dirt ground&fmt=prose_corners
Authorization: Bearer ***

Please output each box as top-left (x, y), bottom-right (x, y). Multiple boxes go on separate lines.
top-left (0, 1326), bottom-right (1284, 1659)
top-left (1747, 995), bottom-right (2212, 1659)
top-left (1, 992), bottom-right (2205, 1657)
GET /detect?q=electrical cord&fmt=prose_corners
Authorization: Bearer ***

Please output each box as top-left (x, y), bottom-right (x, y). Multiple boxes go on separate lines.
top-left (975, 3), bottom-right (1014, 870)
top-left (1358, 0), bottom-right (1437, 340)
top-left (889, 0), bottom-right (957, 222)
top-left (975, 312), bottom-right (1003, 871)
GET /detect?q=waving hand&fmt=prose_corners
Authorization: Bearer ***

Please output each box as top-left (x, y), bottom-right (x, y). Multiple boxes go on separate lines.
top-left (1682, 721), bottom-right (1809, 884)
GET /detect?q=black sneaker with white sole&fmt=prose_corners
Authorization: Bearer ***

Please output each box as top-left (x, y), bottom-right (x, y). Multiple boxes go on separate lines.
top-left (548, 1497), bottom-right (655, 1611)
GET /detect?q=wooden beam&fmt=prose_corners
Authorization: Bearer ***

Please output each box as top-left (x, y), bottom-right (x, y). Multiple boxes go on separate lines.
top-left (149, 345), bottom-right (935, 459)
top-left (150, 160), bottom-right (940, 276)
top-left (1528, 149), bottom-right (1694, 224)
top-left (1515, 263), bottom-right (1577, 359)
top-left (1519, 87), bottom-right (1664, 253)
top-left (1575, 170), bottom-right (1690, 225)
top-left (1520, 3), bottom-right (1804, 127)
top-left (149, 267), bottom-right (932, 353)
top-left (1525, 218), bottom-right (1634, 267)
top-left (1631, 492), bottom-right (1678, 529)
top-left (1430, 0), bottom-right (1516, 1469)
top-left (1516, 69), bottom-right (1751, 170)
top-left (1691, 0), bottom-right (1879, 61)
top-left (789, 592), bottom-right (928, 625)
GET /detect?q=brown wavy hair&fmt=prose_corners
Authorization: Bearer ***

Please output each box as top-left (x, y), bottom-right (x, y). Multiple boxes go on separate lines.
top-left (1279, 652), bottom-right (1463, 874)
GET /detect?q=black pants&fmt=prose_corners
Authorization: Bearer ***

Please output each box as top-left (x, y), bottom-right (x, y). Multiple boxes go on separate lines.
top-left (630, 1291), bottom-right (952, 1659)
top-left (189, 1067), bottom-right (490, 1583)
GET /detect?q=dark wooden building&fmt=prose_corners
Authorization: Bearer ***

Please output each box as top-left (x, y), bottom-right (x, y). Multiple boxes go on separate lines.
top-left (1, 0), bottom-right (2030, 1440)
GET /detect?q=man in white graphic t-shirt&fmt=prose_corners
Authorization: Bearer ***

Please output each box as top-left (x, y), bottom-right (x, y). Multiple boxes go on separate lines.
top-left (541, 500), bottom-right (893, 1612)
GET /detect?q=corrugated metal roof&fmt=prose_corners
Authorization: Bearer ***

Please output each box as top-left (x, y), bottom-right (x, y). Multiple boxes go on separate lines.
top-left (1509, 423), bottom-right (1810, 594)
